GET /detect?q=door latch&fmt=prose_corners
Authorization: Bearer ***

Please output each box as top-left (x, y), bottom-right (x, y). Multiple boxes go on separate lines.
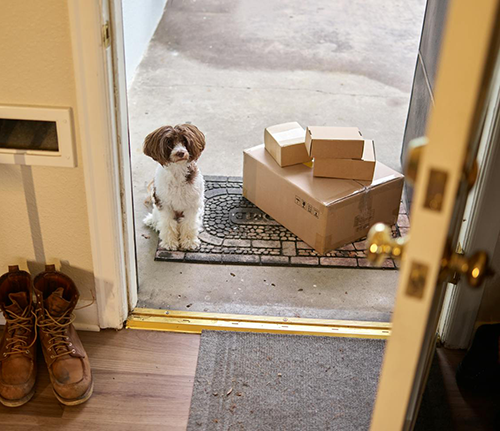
top-left (440, 246), bottom-right (492, 288)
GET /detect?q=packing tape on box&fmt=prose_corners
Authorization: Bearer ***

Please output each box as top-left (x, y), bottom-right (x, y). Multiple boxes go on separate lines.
top-left (354, 187), bottom-right (374, 232)
top-left (314, 187), bottom-right (374, 253)
top-left (273, 128), bottom-right (306, 144)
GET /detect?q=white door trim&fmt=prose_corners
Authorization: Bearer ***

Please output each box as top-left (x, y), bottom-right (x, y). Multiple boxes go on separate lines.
top-left (67, 0), bottom-right (129, 329)
top-left (107, 0), bottom-right (139, 311)
top-left (438, 67), bottom-right (500, 348)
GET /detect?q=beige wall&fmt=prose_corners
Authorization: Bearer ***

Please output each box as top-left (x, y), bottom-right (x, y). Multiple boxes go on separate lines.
top-left (0, 1), bottom-right (94, 298)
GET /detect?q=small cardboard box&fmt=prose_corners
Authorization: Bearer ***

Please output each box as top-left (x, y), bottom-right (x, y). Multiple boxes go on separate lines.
top-left (305, 126), bottom-right (364, 159)
top-left (264, 122), bottom-right (312, 167)
top-left (313, 140), bottom-right (376, 181)
top-left (243, 144), bottom-right (403, 254)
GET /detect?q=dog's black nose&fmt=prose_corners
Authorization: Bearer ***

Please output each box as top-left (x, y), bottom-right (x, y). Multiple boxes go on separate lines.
top-left (174, 150), bottom-right (187, 158)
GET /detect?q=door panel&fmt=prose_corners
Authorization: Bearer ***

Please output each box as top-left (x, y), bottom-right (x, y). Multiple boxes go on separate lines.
top-left (371, 0), bottom-right (500, 429)
top-left (401, 0), bottom-right (450, 213)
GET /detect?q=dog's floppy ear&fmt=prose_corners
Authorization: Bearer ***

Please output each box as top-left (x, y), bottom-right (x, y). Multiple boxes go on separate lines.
top-left (178, 124), bottom-right (205, 161)
top-left (143, 126), bottom-right (174, 165)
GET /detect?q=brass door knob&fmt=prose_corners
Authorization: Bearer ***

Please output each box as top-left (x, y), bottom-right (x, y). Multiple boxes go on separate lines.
top-left (367, 223), bottom-right (408, 266)
top-left (440, 250), bottom-right (492, 288)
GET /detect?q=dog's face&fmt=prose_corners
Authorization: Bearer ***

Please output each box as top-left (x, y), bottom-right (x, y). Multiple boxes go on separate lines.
top-left (143, 124), bottom-right (205, 166)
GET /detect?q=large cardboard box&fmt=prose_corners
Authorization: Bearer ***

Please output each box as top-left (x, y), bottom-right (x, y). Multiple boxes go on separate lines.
top-left (264, 122), bottom-right (311, 167)
top-left (243, 145), bottom-right (403, 254)
top-left (305, 126), bottom-right (364, 159)
top-left (313, 140), bottom-right (376, 181)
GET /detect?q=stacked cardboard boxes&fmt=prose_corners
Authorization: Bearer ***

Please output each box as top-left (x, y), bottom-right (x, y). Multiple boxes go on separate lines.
top-left (244, 123), bottom-right (403, 254)
top-left (305, 126), bottom-right (376, 181)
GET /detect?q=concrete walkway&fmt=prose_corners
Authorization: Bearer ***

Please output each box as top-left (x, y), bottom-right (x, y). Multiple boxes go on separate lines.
top-left (128, 0), bottom-right (425, 320)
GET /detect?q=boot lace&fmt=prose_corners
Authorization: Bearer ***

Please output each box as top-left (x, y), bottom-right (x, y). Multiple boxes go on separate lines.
top-left (3, 309), bottom-right (37, 357)
top-left (38, 309), bottom-right (76, 359)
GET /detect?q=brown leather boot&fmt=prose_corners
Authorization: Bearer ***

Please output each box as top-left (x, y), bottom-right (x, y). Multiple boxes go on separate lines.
top-left (0, 266), bottom-right (37, 407)
top-left (34, 265), bottom-right (93, 406)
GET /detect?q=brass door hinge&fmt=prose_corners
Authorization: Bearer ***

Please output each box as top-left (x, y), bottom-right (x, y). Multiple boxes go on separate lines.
top-left (102, 21), bottom-right (111, 48)
top-left (404, 136), bottom-right (478, 193)
top-left (448, 243), bottom-right (463, 285)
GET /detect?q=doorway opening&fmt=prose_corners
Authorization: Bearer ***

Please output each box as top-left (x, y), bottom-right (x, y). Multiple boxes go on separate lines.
top-left (121, 0), bottom-right (426, 323)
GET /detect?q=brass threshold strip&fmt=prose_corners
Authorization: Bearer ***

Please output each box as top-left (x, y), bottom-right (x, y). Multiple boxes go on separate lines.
top-left (127, 308), bottom-right (392, 339)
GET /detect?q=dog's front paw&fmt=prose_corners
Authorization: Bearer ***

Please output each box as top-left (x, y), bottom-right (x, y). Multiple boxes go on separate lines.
top-left (143, 213), bottom-right (157, 230)
top-left (180, 237), bottom-right (200, 251)
top-left (160, 238), bottom-right (179, 251)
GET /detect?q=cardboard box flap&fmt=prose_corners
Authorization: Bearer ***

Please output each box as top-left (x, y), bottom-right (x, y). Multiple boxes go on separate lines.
top-left (265, 122), bottom-right (305, 146)
top-left (244, 145), bottom-right (364, 206)
top-left (362, 139), bottom-right (375, 161)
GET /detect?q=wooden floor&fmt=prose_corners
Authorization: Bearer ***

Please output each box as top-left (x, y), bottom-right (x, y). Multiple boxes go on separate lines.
top-left (0, 328), bottom-right (498, 430)
top-left (0, 329), bottom-right (200, 431)
top-left (435, 348), bottom-right (500, 431)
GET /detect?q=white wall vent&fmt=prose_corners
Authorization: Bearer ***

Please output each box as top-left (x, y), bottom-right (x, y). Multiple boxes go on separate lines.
top-left (0, 105), bottom-right (76, 167)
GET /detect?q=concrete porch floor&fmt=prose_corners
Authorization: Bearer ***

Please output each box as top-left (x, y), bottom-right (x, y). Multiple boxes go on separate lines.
top-left (128, 0), bottom-right (425, 320)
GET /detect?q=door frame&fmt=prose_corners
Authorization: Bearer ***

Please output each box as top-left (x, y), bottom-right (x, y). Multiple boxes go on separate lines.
top-left (68, 0), bottom-right (492, 340)
top-left (67, 0), bottom-right (135, 329)
top-left (437, 63), bottom-right (500, 348)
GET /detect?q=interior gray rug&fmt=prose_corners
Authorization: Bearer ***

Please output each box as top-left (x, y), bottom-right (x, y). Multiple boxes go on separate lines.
top-left (187, 331), bottom-right (385, 431)
top-left (156, 175), bottom-right (409, 269)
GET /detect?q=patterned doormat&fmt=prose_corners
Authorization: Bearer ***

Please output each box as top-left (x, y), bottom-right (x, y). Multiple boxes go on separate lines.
top-left (155, 176), bottom-right (409, 269)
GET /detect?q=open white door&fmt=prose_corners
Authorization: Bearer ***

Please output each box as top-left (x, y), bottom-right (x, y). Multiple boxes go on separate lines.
top-left (370, 0), bottom-right (500, 429)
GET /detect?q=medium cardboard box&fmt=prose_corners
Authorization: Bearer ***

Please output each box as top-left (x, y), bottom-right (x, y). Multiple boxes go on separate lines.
top-left (264, 122), bottom-right (312, 167)
top-left (243, 144), bottom-right (403, 254)
top-left (313, 140), bottom-right (376, 181)
top-left (305, 126), bottom-right (364, 159)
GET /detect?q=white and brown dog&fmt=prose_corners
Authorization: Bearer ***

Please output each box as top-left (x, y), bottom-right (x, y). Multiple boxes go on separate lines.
top-left (143, 124), bottom-right (205, 250)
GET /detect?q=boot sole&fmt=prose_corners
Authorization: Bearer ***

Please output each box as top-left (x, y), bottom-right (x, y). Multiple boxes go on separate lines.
top-left (0, 386), bottom-right (35, 408)
top-left (53, 377), bottom-right (94, 406)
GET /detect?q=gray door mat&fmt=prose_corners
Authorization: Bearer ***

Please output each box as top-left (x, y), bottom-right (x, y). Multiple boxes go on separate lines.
top-left (156, 176), bottom-right (409, 269)
top-left (187, 331), bottom-right (385, 431)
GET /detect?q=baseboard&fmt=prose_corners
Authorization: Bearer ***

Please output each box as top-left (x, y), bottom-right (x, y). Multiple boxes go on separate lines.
top-left (74, 299), bottom-right (100, 331)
